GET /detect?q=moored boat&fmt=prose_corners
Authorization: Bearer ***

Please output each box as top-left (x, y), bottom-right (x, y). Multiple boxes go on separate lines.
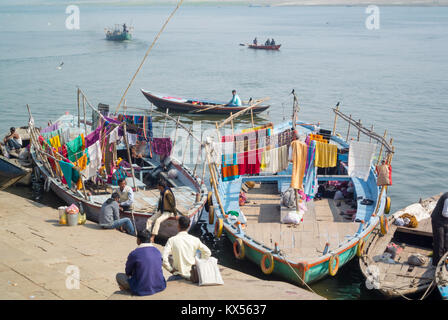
top-left (436, 251), bottom-right (448, 300)
top-left (204, 93), bottom-right (394, 286)
top-left (359, 194), bottom-right (441, 299)
top-left (141, 90), bottom-right (270, 115)
top-left (28, 89), bottom-right (207, 239)
top-left (105, 23), bottom-right (132, 41)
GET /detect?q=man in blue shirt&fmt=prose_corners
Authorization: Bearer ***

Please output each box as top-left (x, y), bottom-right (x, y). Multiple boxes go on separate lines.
top-left (227, 90), bottom-right (242, 107)
top-left (116, 229), bottom-right (166, 296)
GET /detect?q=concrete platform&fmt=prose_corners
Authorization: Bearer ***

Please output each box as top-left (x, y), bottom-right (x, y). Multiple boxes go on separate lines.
top-left (0, 189), bottom-right (324, 300)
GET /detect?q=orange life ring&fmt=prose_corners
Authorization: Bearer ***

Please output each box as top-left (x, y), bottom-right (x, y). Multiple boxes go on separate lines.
top-left (357, 238), bottom-right (365, 257)
top-left (380, 215), bottom-right (389, 236)
top-left (260, 252), bottom-right (275, 275)
top-left (214, 218), bottom-right (223, 238)
top-left (328, 254), bottom-right (340, 276)
top-left (385, 196), bottom-right (391, 214)
top-left (233, 238), bottom-right (245, 260)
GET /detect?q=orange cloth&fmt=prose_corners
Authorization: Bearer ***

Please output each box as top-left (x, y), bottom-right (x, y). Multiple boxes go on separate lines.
top-left (290, 140), bottom-right (308, 190)
top-left (74, 154), bottom-right (88, 190)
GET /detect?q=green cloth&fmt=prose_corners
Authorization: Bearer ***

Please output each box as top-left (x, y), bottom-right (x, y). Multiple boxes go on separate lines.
top-left (59, 160), bottom-right (74, 188)
top-left (66, 135), bottom-right (83, 162)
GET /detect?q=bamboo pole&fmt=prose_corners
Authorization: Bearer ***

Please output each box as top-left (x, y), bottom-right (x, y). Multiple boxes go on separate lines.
top-left (204, 144), bottom-right (226, 216)
top-left (193, 133), bottom-right (203, 176)
top-left (172, 116), bottom-right (180, 150)
top-left (332, 103), bottom-right (340, 136)
top-left (162, 108), bottom-right (169, 137)
top-left (230, 112), bottom-right (234, 136)
top-left (181, 125), bottom-right (193, 165)
top-left (376, 130), bottom-right (387, 166)
top-left (250, 108), bottom-right (255, 128)
top-left (369, 124), bottom-right (374, 142)
top-left (346, 114), bottom-right (352, 142)
top-left (216, 99), bottom-right (268, 130)
top-left (357, 119), bottom-right (362, 141)
top-left (215, 122), bottom-right (221, 144)
top-left (83, 95), bottom-right (87, 136)
top-left (123, 123), bottom-right (138, 192)
top-left (77, 89), bottom-right (80, 128)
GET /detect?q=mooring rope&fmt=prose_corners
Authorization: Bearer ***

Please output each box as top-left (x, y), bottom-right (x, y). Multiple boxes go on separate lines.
top-left (115, 0), bottom-right (185, 114)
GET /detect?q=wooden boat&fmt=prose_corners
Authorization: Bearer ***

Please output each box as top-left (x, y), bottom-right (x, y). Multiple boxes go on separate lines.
top-left (105, 24), bottom-right (132, 41)
top-left (436, 251), bottom-right (448, 300)
top-left (205, 95), bottom-right (395, 286)
top-left (141, 90), bottom-right (270, 115)
top-left (359, 195), bottom-right (441, 299)
top-left (248, 44), bottom-right (281, 50)
top-left (28, 92), bottom-right (208, 239)
top-left (0, 127), bottom-right (32, 190)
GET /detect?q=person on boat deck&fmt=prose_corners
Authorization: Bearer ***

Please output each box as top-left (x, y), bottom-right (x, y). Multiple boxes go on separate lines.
top-left (3, 127), bottom-right (22, 152)
top-left (253, 37), bottom-right (257, 45)
top-left (270, 38), bottom-right (276, 45)
top-left (99, 192), bottom-right (135, 235)
top-left (227, 90), bottom-right (242, 107)
top-left (146, 179), bottom-right (177, 243)
top-left (162, 216), bottom-right (211, 281)
top-left (431, 192), bottom-right (448, 266)
top-left (123, 23), bottom-right (127, 32)
top-left (116, 229), bottom-right (166, 296)
top-left (117, 178), bottom-right (134, 212)
top-left (265, 38), bottom-right (270, 46)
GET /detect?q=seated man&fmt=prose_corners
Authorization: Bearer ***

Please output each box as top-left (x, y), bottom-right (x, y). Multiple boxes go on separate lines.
top-left (270, 38), bottom-right (276, 45)
top-left (226, 90), bottom-right (242, 107)
top-left (117, 178), bottom-right (134, 212)
top-left (146, 179), bottom-right (176, 243)
top-left (162, 216), bottom-right (211, 281)
top-left (265, 38), bottom-right (270, 46)
top-left (116, 229), bottom-right (166, 296)
top-left (99, 192), bottom-right (135, 235)
top-left (253, 37), bottom-right (257, 45)
top-left (3, 127), bottom-right (22, 152)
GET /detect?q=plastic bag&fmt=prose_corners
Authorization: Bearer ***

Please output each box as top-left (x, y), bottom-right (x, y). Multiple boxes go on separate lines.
top-left (195, 256), bottom-right (224, 286)
top-left (281, 210), bottom-right (304, 224)
top-left (66, 204), bottom-right (79, 215)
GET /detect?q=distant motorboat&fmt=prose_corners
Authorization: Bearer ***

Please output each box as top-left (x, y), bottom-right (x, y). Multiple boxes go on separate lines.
top-left (105, 23), bottom-right (133, 41)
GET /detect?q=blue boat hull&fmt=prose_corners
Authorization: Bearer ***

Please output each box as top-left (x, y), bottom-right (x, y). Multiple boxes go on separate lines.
top-left (0, 156), bottom-right (29, 189)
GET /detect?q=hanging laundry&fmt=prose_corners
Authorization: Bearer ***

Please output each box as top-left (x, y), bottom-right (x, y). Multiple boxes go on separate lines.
top-left (66, 134), bottom-right (85, 162)
top-left (277, 144), bottom-right (289, 172)
top-left (290, 140), bottom-right (308, 190)
top-left (237, 149), bottom-right (262, 176)
top-left (109, 126), bottom-right (120, 144)
top-left (85, 126), bottom-right (102, 148)
top-left (222, 153), bottom-right (239, 181)
top-left (376, 162), bottom-right (392, 186)
top-left (348, 141), bottom-right (377, 181)
top-left (303, 140), bottom-right (318, 201)
top-left (49, 135), bottom-right (61, 148)
top-left (59, 160), bottom-right (74, 188)
top-left (126, 132), bottom-right (138, 146)
top-left (315, 141), bottom-right (338, 168)
top-left (152, 138), bottom-right (172, 157)
top-left (40, 122), bottom-right (59, 134)
top-left (260, 147), bottom-right (279, 173)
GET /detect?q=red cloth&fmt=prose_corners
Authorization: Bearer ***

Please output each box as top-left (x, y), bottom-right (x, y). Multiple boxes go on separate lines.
top-left (237, 149), bottom-right (262, 175)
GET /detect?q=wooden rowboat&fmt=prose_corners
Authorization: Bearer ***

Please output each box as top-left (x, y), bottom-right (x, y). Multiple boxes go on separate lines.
top-left (248, 44), bottom-right (281, 50)
top-left (141, 90), bottom-right (270, 115)
top-left (359, 195), bottom-right (441, 299)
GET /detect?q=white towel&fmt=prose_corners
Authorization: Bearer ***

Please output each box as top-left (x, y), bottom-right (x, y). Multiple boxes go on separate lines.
top-left (109, 127), bottom-right (120, 144)
top-left (83, 140), bottom-right (102, 179)
top-left (348, 141), bottom-right (377, 181)
top-left (126, 133), bottom-right (138, 146)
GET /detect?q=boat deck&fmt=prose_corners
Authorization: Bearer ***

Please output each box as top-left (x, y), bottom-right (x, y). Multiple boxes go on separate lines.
top-left (90, 186), bottom-right (198, 216)
top-left (242, 183), bottom-right (359, 260)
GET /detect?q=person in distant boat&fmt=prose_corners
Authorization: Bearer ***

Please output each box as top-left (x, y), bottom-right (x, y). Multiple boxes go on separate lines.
top-left (116, 229), bottom-right (166, 296)
top-left (146, 179), bottom-right (177, 243)
top-left (253, 37), bottom-right (257, 45)
top-left (227, 90), bottom-right (242, 107)
top-left (123, 23), bottom-right (127, 33)
top-left (162, 216), bottom-right (211, 281)
top-left (117, 178), bottom-right (134, 212)
top-left (265, 38), bottom-right (270, 46)
top-left (270, 38), bottom-right (276, 46)
top-left (99, 192), bottom-right (135, 235)
top-left (3, 127), bottom-right (22, 152)
top-left (431, 192), bottom-right (448, 266)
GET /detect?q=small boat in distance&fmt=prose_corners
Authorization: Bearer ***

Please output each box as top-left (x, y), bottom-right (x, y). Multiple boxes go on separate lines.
top-left (248, 44), bottom-right (281, 50)
top-left (141, 90), bottom-right (270, 115)
top-left (105, 23), bottom-right (133, 41)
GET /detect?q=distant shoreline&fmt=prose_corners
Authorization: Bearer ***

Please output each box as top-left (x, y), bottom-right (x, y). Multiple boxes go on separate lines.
top-left (2, 0), bottom-right (448, 7)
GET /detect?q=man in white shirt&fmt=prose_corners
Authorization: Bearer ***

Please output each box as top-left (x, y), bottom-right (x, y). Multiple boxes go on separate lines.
top-left (117, 178), bottom-right (134, 212)
top-left (431, 192), bottom-right (448, 266)
top-left (162, 216), bottom-right (211, 281)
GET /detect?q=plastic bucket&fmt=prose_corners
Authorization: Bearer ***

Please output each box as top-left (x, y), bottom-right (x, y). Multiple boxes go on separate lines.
top-left (58, 206), bottom-right (67, 219)
top-left (66, 213), bottom-right (79, 226)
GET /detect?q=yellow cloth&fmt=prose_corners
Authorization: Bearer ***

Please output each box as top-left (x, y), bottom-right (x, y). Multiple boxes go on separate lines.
top-left (162, 231), bottom-right (211, 280)
top-left (74, 154), bottom-right (88, 190)
top-left (49, 135), bottom-right (61, 148)
top-left (315, 141), bottom-right (337, 168)
top-left (241, 124), bottom-right (273, 133)
top-left (290, 140), bottom-right (308, 190)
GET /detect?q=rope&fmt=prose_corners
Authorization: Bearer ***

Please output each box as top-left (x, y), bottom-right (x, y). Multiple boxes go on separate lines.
top-left (115, 0), bottom-right (185, 114)
top-left (277, 250), bottom-right (318, 295)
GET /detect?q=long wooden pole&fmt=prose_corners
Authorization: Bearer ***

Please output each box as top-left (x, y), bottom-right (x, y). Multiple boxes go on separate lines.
top-left (376, 130), bottom-right (387, 166)
top-left (357, 119), bottom-right (362, 141)
top-left (162, 108), bottom-right (169, 137)
top-left (250, 108), bottom-right (255, 128)
top-left (123, 123), bottom-right (138, 192)
top-left (181, 125), bottom-right (193, 165)
top-left (83, 95), bottom-right (87, 136)
top-left (77, 89), bottom-right (80, 128)
top-left (346, 114), bottom-right (352, 142)
top-left (216, 99), bottom-right (268, 130)
top-left (332, 104), bottom-right (340, 136)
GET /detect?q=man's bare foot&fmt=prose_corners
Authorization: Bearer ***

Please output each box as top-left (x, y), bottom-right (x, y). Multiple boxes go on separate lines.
top-left (150, 235), bottom-right (155, 243)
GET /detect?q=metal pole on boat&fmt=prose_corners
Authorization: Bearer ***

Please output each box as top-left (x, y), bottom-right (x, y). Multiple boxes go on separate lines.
top-left (332, 102), bottom-right (340, 136)
top-left (123, 123), bottom-right (138, 193)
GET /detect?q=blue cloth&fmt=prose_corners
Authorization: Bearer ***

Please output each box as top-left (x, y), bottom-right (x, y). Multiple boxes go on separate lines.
top-left (103, 217), bottom-right (135, 235)
top-left (125, 245), bottom-right (166, 296)
top-left (6, 139), bottom-right (21, 150)
top-left (227, 94), bottom-right (242, 107)
top-left (58, 161), bottom-right (74, 188)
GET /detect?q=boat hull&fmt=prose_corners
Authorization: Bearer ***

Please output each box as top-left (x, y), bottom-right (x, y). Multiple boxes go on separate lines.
top-left (106, 33), bottom-right (132, 41)
top-left (248, 44), bottom-right (281, 50)
top-left (0, 156), bottom-right (31, 190)
top-left (141, 90), bottom-right (270, 115)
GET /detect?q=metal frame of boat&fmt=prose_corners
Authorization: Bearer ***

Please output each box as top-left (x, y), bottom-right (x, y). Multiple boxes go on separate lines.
top-left (28, 92), bottom-right (208, 239)
top-left (205, 97), bottom-right (394, 286)
top-left (141, 90), bottom-right (270, 115)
